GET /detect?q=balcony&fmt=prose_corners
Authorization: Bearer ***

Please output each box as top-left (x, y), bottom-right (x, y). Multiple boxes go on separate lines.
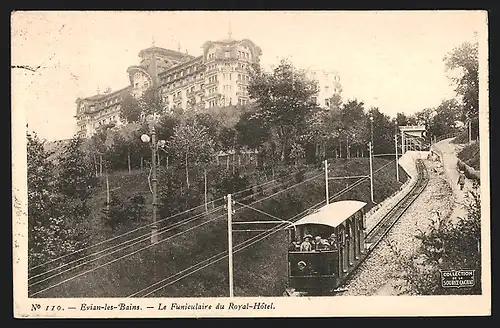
top-left (205, 79), bottom-right (219, 88)
top-left (205, 92), bottom-right (222, 100)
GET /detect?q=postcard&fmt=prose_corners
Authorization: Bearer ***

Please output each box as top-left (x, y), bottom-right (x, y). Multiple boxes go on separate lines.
top-left (12, 10), bottom-right (490, 318)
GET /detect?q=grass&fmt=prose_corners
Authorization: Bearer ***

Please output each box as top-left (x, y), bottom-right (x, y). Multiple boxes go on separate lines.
top-left (31, 158), bottom-right (408, 298)
top-left (457, 141), bottom-right (480, 171)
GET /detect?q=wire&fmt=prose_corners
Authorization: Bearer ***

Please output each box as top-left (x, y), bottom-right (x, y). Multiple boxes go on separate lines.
top-left (129, 161), bottom-right (399, 297)
top-left (236, 172), bottom-right (324, 207)
top-left (30, 166), bottom-right (308, 272)
top-left (29, 199), bottom-right (222, 271)
top-left (28, 205), bottom-right (225, 283)
top-left (29, 211), bottom-right (227, 297)
top-left (234, 201), bottom-right (286, 223)
top-left (28, 206), bottom-right (224, 289)
top-left (231, 178), bottom-right (276, 197)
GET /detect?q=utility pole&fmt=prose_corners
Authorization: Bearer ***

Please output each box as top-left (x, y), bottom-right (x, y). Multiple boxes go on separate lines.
top-left (227, 194), bottom-right (234, 297)
top-left (468, 119), bottom-right (472, 143)
top-left (400, 130), bottom-right (405, 154)
top-left (324, 159), bottom-right (329, 205)
top-left (394, 134), bottom-right (399, 182)
top-left (106, 171), bottom-right (110, 212)
top-left (151, 127), bottom-right (159, 245)
top-left (369, 142), bottom-right (374, 203)
top-left (204, 168), bottom-right (208, 214)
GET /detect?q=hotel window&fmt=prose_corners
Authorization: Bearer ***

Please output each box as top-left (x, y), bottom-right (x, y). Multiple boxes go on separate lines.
top-left (225, 51), bottom-right (230, 58)
top-left (325, 85), bottom-right (329, 92)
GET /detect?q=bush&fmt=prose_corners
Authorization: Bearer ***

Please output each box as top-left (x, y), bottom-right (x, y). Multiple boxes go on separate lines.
top-left (101, 194), bottom-right (147, 230)
top-left (451, 130), bottom-right (469, 144)
top-left (457, 141), bottom-right (480, 171)
top-left (390, 183), bottom-right (481, 295)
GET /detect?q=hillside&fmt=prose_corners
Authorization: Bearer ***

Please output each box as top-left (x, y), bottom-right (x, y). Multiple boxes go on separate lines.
top-left (457, 141), bottom-right (480, 171)
top-left (32, 158), bottom-right (408, 298)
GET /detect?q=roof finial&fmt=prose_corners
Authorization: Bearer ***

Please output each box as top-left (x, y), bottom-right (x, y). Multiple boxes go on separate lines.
top-left (228, 20), bottom-right (232, 39)
top-left (97, 86), bottom-right (100, 94)
top-left (177, 41), bottom-right (181, 52)
top-left (152, 36), bottom-right (155, 47)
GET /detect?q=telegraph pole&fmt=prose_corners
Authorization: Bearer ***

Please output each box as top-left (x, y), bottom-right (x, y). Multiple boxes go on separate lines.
top-left (204, 168), bottom-right (208, 214)
top-left (106, 172), bottom-right (110, 212)
top-left (227, 194), bottom-right (234, 297)
top-left (151, 127), bottom-right (159, 245)
top-left (394, 134), bottom-right (400, 182)
top-left (324, 159), bottom-right (329, 205)
top-left (368, 142), bottom-right (374, 203)
top-left (468, 119), bottom-right (472, 143)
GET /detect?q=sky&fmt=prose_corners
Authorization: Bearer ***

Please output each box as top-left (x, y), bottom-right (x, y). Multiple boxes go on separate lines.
top-left (11, 11), bottom-right (487, 142)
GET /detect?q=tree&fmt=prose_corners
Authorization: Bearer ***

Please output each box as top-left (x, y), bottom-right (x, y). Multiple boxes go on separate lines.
top-left (302, 107), bottom-right (336, 162)
top-left (444, 40), bottom-right (479, 120)
top-left (235, 110), bottom-right (270, 167)
top-left (27, 133), bottom-right (90, 272)
top-left (235, 110), bottom-right (269, 150)
top-left (167, 121), bottom-right (215, 188)
top-left (27, 133), bottom-right (56, 230)
top-left (56, 135), bottom-right (98, 201)
top-left (428, 99), bottom-right (463, 137)
top-left (119, 92), bottom-right (142, 123)
top-left (248, 59), bottom-right (319, 162)
top-left (341, 99), bottom-right (366, 158)
top-left (327, 93), bottom-right (342, 111)
top-left (368, 107), bottom-right (396, 154)
top-left (139, 86), bottom-right (165, 118)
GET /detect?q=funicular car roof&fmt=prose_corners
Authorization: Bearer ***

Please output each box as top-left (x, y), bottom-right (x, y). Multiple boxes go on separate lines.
top-left (294, 200), bottom-right (367, 228)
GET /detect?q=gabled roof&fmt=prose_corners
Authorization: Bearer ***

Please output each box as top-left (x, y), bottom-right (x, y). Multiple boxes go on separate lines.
top-left (294, 200), bottom-right (367, 228)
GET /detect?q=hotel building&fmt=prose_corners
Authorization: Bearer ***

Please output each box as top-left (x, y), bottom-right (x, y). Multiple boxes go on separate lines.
top-left (75, 36), bottom-right (342, 138)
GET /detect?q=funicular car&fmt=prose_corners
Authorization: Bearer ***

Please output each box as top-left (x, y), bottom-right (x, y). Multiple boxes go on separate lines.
top-left (286, 200), bottom-right (367, 295)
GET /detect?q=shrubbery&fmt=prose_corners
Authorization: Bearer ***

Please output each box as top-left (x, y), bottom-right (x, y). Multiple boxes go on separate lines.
top-left (391, 182), bottom-right (481, 295)
top-left (28, 134), bottom-right (96, 275)
top-left (101, 194), bottom-right (147, 230)
top-left (457, 141), bottom-right (480, 171)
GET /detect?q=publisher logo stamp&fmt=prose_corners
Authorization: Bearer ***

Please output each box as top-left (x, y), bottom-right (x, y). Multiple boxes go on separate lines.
top-left (440, 270), bottom-right (476, 288)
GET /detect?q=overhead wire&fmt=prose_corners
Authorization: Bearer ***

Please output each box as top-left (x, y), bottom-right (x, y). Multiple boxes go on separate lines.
top-left (29, 198), bottom-right (223, 271)
top-left (29, 210), bottom-right (227, 297)
top-left (128, 159), bottom-right (399, 297)
top-left (28, 204), bottom-right (225, 283)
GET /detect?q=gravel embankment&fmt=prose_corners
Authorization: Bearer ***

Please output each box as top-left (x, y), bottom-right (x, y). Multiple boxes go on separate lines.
top-left (339, 159), bottom-right (454, 296)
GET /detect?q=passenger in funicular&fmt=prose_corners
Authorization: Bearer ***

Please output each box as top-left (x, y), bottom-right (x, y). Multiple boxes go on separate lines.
top-left (314, 236), bottom-right (330, 251)
top-left (299, 234), bottom-right (314, 252)
top-left (289, 240), bottom-right (300, 251)
top-left (328, 233), bottom-right (338, 251)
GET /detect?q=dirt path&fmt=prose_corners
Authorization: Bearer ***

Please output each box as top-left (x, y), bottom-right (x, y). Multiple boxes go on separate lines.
top-left (433, 138), bottom-right (474, 223)
top-left (339, 159), bottom-right (454, 296)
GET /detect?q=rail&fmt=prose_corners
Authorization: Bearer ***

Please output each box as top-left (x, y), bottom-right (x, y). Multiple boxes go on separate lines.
top-left (333, 158), bottom-right (429, 293)
top-left (364, 159), bottom-right (429, 247)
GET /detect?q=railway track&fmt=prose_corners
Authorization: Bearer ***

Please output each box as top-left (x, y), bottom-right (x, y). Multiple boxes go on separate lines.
top-left (365, 158), bottom-right (429, 250)
top-left (332, 158), bottom-right (429, 293)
